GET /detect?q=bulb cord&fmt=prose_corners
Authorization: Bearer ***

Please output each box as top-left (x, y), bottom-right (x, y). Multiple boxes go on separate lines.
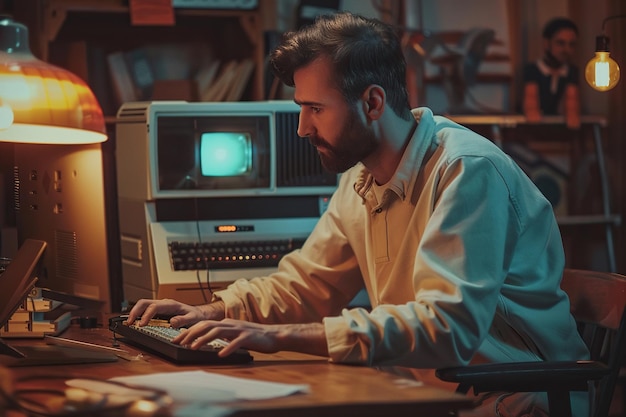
top-left (601, 14), bottom-right (626, 35)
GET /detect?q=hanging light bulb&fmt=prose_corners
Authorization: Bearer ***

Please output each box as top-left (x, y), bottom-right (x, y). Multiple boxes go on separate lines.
top-left (585, 35), bottom-right (620, 91)
top-left (584, 14), bottom-right (625, 92)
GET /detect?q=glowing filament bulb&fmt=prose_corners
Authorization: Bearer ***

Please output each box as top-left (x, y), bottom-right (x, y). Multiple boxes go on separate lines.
top-left (585, 36), bottom-right (621, 92)
top-left (595, 61), bottom-right (609, 87)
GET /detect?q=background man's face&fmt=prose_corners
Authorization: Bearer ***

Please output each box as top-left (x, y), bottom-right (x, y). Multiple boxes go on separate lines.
top-left (545, 28), bottom-right (577, 65)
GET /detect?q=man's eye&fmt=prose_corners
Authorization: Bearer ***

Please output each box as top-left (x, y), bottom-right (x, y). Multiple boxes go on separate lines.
top-left (311, 107), bottom-right (321, 113)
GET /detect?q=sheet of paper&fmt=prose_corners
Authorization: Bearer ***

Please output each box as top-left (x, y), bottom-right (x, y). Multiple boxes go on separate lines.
top-left (106, 370), bottom-right (310, 403)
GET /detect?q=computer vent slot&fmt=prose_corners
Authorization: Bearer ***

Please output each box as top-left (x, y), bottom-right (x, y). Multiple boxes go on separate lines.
top-left (55, 230), bottom-right (78, 280)
top-left (275, 112), bottom-right (337, 187)
top-left (12, 166), bottom-right (20, 212)
top-left (117, 102), bottom-right (150, 121)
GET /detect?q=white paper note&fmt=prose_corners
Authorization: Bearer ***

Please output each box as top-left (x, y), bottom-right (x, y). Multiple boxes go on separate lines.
top-left (106, 370), bottom-right (310, 402)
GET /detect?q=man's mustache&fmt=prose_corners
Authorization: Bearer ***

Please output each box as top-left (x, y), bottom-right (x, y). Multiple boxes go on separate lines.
top-left (308, 136), bottom-right (330, 149)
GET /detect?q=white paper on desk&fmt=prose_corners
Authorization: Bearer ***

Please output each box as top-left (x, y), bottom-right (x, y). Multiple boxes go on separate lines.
top-left (109, 370), bottom-right (310, 403)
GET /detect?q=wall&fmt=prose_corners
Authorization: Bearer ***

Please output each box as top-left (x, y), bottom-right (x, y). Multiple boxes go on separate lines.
top-left (266, 0), bottom-right (512, 113)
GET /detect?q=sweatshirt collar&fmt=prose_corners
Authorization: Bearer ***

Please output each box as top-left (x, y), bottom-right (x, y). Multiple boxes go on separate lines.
top-left (353, 107), bottom-right (437, 204)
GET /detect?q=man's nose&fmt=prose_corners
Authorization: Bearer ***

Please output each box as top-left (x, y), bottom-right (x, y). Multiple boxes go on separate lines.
top-left (297, 112), bottom-right (312, 138)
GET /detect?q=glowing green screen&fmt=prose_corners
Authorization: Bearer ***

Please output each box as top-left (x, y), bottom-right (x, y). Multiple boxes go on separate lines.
top-left (200, 132), bottom-right (252, 176)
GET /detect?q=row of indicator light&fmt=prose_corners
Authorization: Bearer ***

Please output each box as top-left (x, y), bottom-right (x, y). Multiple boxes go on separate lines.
top-left (173, 253), bottom-right (281, 266)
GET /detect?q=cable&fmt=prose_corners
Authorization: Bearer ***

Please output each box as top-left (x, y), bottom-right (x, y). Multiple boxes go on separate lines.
top-left (193, 198), bottom-right (212, 303)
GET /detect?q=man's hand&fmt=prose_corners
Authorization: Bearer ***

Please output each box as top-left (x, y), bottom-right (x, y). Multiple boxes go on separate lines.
top-left (127, 298), bottom-right (225, 328)
top-left (523, 82), bottom-right (542, 123)
top-left (564, 84), bottom-right (581, 130)
top-left (172, 319), bottom-right (329, 358)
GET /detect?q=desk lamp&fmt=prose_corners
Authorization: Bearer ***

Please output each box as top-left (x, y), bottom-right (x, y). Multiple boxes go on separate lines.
top-left (0, 15), bottom-right (106, 143)
top-left (0, 16), bottom-right (114, 313)
top-left (585, 14), bottom-right (625, 92)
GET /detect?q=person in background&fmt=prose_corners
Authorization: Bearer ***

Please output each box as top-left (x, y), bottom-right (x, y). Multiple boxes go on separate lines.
top-left (129, 12), bottom-right (589, 417)
top-left (522, 17), bottom-right (581, 129)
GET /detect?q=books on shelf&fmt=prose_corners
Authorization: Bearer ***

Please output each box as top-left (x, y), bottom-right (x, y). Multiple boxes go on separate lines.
top-left (107, 50), bottom-right (139, 107)
top-left (199, 59), bottom-right (255, 102)
top-left (201, 60), bottom-right (238, 102)
top-left (125, 47), bottom-right (155, 100)
top-left (105, 43), bottom-right (255, 108)
top-left (226, 58), bottom-right (255, 101)
top-left (195, 59), bottom-right (221, 99)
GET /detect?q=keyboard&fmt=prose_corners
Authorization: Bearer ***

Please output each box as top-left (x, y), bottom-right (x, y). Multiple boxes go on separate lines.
top-left (108, 316), bottom-right (253, 365)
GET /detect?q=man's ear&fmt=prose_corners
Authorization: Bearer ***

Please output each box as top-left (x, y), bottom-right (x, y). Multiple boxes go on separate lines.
top-left (361, 85), bottom-right (385, 121)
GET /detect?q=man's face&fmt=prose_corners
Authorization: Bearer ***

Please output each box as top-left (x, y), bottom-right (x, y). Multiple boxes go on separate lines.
top-left (293, 56), bottom-right (378, 173)
top-left (545, 28), bottom-right (577, 66)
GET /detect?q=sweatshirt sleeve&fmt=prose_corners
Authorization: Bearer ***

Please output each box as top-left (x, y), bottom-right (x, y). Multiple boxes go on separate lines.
top-left (214, 172), bottom-right (366, 325)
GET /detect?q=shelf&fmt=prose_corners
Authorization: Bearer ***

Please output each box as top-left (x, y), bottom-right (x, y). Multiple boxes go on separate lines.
top-left (21, 0), bottom-right (265, 117)
top-left (40, 0), bottom-right (262, 52)
top-left (557, 215), bottom-right (621, 226)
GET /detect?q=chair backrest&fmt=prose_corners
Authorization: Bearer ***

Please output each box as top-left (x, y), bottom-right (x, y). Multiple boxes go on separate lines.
top-left (561, 268), bottom-right (626, 417)
top-left (456, 28), bottom-right (495, 86)
top-left (412, 28), bottom-right (494, 113)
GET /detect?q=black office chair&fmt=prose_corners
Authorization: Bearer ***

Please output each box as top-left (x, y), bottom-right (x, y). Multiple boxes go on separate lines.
top-left (436, 268), bottom-right (626, 417)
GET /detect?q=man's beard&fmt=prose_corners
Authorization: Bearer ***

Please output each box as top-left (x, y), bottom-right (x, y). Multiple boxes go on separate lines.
top-left (308, 109), bottom-right (379, 173)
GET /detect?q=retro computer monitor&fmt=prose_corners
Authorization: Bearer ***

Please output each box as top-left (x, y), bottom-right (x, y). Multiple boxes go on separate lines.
top-left (116, 101), bottom-right (339, 305)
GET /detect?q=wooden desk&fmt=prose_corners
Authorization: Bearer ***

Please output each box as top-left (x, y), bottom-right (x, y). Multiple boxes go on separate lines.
top-left (2, 325), bottom-right (474, 417)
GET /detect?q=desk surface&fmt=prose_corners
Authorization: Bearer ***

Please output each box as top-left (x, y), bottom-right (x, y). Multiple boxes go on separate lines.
top-left (2, 325), bottom-right (474, 417)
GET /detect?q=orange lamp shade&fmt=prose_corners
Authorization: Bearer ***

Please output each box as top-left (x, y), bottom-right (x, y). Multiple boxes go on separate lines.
top-left (0, 15), bottom-right (107, 144)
